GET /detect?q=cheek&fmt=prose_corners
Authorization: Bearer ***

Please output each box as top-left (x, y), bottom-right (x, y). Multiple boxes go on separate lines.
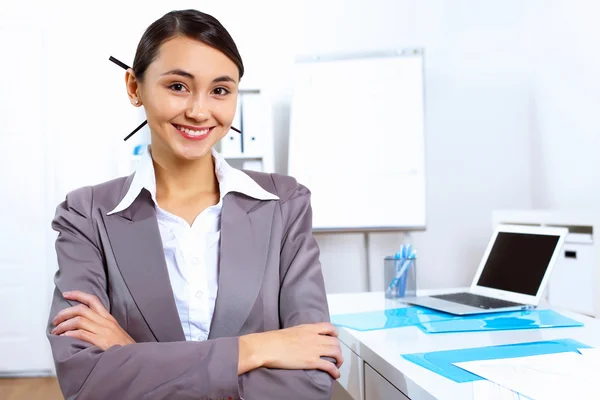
top-left (144, 88), bottom-right (185, 123)
top-left (212, 99), bottom-right (238, 130)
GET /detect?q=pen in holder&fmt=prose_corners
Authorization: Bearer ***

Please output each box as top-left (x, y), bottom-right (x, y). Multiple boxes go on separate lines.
top-left (384, 245), bottom-right (417, 299)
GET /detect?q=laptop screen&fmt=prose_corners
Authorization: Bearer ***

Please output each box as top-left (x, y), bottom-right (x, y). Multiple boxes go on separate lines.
top-left (476, 232), bottom-right (560, 296)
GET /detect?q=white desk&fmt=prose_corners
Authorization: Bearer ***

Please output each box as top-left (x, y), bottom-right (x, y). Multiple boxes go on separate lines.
top-left (328, 290), bottom-right (600, 400)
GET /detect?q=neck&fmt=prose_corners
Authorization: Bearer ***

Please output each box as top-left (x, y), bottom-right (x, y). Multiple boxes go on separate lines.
top-left (151, 147), bottom-right (219, 200)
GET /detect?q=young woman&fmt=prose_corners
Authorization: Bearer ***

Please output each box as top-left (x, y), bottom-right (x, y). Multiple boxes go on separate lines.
top-left (47, 9), bottom-right (342, 400)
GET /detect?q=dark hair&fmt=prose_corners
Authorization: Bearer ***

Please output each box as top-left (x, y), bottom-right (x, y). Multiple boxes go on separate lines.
top-left (132, 9), bottom-right (244, 82)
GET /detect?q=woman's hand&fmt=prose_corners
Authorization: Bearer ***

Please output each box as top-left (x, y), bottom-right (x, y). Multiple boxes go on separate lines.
top-left (240, 322), bottom-right (343, 378)
top-left (51, 290), bottom-right (135, 350)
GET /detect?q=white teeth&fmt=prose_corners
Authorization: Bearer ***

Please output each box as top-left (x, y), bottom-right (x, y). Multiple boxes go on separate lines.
top-left (176, 125), bottom-right (210, 136)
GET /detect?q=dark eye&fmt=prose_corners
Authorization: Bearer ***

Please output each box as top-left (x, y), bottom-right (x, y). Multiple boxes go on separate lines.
top-left (213, 87), bottom-right (231, 96)
top-left (168, 83), bottom-right (187, 92)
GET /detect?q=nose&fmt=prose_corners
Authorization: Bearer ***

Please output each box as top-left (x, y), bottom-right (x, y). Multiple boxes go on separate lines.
top-left (185, 95), bottom-right (210, 122)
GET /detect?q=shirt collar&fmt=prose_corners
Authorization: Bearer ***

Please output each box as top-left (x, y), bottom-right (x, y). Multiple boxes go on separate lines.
top-left (107, 146), bottom-right (278, 216)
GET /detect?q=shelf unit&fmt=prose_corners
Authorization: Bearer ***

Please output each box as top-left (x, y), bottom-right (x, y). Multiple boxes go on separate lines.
top-left (217, 88), bottom-right (275, 173)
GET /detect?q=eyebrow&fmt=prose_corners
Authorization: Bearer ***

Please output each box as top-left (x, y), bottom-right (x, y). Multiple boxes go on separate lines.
top-left (161, 69), bottom-right (194, 79)
top-left (160, 69), bottom-right (237, 83)
top-left (212, 75), bottom-right (237, 84)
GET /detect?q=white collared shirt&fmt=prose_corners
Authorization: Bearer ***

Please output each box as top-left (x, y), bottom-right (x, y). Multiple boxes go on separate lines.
top-left (108, 147), bottom-right (278, 341)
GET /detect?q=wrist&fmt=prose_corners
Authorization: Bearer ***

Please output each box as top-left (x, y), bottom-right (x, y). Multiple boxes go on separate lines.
top-left (238, 333), bottom-right (264, 374)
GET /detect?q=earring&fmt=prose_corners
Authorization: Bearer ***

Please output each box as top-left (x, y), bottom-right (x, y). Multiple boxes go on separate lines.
top-left (134, 99), bottom-right (139, 105)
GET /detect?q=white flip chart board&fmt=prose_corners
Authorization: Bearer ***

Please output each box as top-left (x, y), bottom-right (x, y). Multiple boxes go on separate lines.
top-left (288, 50), bottom-right (427, 231)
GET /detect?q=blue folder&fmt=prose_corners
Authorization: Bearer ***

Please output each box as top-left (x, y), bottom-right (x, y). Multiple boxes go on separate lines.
top-left (331, 307), bottom-right (583, 333)
top-left (417, 309), bottom-right (583, 334)
top-left (402, 338), bottom-right (591, 383)
top-left (330, 307), bottom-right (455, 331)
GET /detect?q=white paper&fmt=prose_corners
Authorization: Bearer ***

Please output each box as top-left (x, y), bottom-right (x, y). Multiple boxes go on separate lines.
top-left (472, 380), bottom-right (533, 400)
top-left (456, 351), bottom-right (599, 400)
top-left (578, 347), bottom-right (600, 362)
top-left (288, 54), bottom-right (427, 230)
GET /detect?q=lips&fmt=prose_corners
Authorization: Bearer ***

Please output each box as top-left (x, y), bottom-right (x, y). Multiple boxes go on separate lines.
top-left (172, 124), bottom-right (214, 141)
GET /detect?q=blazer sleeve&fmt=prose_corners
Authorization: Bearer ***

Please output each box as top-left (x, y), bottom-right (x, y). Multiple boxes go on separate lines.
top-left (237, 182), bottom-right (335, 400)
top-left (47, 187), bottom-right (242, 400)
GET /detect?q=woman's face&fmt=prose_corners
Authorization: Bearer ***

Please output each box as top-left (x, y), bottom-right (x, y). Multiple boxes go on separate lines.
top-left (129, 36), bottom-right (239, 161)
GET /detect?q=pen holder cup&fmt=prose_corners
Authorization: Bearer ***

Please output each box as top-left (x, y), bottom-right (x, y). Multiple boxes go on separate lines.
top-left (384, 256), bottom-right (417, 299)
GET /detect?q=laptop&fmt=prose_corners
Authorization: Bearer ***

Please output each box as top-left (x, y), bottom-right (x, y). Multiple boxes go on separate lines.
top-left (402, 224), bottom-right (568, 315)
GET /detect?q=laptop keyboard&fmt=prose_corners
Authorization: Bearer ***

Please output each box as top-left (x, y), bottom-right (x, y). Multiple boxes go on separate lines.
top-left (431, 292), bottom-right (524, 310)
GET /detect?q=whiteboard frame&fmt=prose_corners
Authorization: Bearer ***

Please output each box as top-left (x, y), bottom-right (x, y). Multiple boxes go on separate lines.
top-left (295, 48), bottom-right (424, 63)
top-left (291, 48), bottom-right (428, 233)
top-left (311, 226), bottom-right (427, 234)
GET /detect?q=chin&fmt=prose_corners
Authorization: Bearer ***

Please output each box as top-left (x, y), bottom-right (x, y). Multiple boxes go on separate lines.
top-left (172, 143), bottom-right (215, 161)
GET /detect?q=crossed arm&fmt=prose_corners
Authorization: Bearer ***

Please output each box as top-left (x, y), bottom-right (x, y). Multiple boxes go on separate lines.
top-left (51, 291), bottom-right (341, 377)
top-left (48, 185), bottom-right (342, 400)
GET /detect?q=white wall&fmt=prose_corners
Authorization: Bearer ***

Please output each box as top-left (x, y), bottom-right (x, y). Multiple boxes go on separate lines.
top-left (526, 1), bottom-right (600, 209)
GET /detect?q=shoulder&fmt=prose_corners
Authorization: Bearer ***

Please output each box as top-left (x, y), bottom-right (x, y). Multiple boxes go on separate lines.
top-left (59, 175), bottom-right (133, 215)
top-left (242, 170), bottom-right (311, 203)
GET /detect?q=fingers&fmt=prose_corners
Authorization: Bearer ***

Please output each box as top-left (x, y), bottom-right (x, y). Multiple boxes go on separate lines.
top-left (62, 291), bottom-right (112, 319)
top-left (52, 315), bottom-right (100, 336)
top-left (62, 329), bottom-right (98, 346)
top-left (320, 342), bottom-right (344, 368)
top-left (321, 335), bottom-right (340, 348)
top-left (52, 304), bottom-right (103, 327)
top-left (316, 358), bottom-right (340, 379)
top-left (307, 323), bottom-right (344, 368)
top-left (311, 322), bottom-right (338, 337)
top-left (63, 329), bottom-right (110, 350)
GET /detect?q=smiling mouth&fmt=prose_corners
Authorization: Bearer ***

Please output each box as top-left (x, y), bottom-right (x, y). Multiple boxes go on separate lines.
top-left (172, 124), bottom-right (214, 140)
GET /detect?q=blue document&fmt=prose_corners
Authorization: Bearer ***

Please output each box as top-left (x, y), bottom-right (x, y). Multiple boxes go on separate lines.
top-left (330, 307), bottom-right (455, 331)
top-left (402, 338), bottom-right (591, 383)
top-left (417, 309), bottom-right (583, 334)
top-left (331, 307), bottom-right (582, 333)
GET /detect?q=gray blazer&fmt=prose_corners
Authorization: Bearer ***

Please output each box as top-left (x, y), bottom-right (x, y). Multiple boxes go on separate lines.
top-left (46, 170), bottom-right (334, 400)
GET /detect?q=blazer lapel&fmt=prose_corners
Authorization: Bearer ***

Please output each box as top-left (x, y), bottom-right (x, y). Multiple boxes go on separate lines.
top-left (209, 193), bottom-right (275, 338)
top-left (101, 190), bottom-right (185, 342)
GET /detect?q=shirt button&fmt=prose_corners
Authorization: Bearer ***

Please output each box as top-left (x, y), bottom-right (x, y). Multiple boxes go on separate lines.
top-left (191, 257), bottom-right (200, 265)
top-left (195, 291), bottom-right (203, 298)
